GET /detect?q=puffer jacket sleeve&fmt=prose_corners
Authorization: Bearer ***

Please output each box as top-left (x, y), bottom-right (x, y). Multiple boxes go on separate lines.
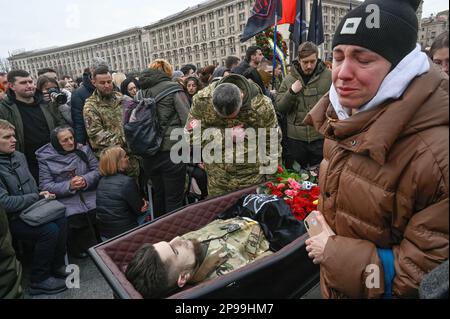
top-left (321, 200), bottom-right (448, 299)
top-left (391, 144), bottom-right (449, 298)
top-left (38, 160), bottom-right (75, 198)
top-left (80, 146), bottom-right (101, 190)
top-left (321, 142), bottom-right (449, 299)
top-left (275, 75), bottom-right (297, 115)
top-left (121, 177), bottom-right (143, 216)
top-left (320, 235), bottom-right (385, 298)
top-left (393, 198), bottom-right (449, 297)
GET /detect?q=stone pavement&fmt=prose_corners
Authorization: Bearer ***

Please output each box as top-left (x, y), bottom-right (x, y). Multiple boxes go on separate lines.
top-left (20, 253), bottom-right (113, 299)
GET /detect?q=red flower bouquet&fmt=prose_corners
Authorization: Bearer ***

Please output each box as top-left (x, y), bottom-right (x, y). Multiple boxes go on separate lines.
top-left (260, 165), bottom-right (320, 221)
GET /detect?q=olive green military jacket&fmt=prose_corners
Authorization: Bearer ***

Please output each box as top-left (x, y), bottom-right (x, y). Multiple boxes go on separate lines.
top-left (276, 60), bottom-right (331, 143)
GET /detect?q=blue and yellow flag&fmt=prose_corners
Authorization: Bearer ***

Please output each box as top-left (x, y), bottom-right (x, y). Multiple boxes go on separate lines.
top-left (268, 38), bottom-right (287, 77)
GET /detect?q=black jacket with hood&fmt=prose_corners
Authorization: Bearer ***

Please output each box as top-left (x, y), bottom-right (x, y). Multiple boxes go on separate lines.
top-left (139, 69), bottom-right (190, 152)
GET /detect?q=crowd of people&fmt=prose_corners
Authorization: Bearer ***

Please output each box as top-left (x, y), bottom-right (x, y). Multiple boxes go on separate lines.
top-left (0, 0), bottom-right (448, 299)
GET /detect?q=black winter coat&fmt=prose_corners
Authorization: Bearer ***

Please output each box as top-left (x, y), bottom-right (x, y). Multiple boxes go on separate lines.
top-left (71, 72), bottom-right (96, 144)
top-left (95, 173), bottom-right (143, 239)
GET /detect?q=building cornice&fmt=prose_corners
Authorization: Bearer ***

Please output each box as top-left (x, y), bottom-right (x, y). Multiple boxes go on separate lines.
top-left (143, 0), bottom-right (235, 31)
top-left (9, 27), bottom-right (143, 60)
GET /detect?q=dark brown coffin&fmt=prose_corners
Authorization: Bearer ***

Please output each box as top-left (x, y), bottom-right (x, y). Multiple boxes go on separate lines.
top-left (88, 185), bottom-right (320, 299)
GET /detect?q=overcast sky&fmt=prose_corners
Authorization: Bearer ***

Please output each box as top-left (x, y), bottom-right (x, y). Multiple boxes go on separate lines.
top-left (0, 0), bottom-right (448, 59)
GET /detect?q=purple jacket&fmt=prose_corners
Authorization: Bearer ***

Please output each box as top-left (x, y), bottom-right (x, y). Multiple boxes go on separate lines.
top-left (35, 143), bottom-right (100, 217)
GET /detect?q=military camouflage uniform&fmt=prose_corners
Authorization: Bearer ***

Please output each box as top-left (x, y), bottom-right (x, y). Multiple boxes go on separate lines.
top-left (185, 74), bottom-right (282, 197)
top-left (83, 90), bottom-right (140, 177)
top-left (182, 217), bottom-right (273, 283)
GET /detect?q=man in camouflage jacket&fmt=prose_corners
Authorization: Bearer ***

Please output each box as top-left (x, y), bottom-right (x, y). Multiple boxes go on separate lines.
top-left (185, 74), bottom-right (282, 197)
top-left (83, 67), bottom-right (139, 177)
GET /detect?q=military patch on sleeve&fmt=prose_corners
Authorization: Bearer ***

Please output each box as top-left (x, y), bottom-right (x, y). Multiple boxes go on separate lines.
top-left (245, 224), bottom-right (264, 259)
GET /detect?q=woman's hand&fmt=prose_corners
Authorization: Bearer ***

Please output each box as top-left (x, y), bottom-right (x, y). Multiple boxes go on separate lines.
top-left (40, 191), bottom-right (56, 200)
top-left (141, 200), bottom-right (149, 213)
top-left (305, 211), bottom-right (335, 265)
top-left (70, 176), bottom-right (87, 190)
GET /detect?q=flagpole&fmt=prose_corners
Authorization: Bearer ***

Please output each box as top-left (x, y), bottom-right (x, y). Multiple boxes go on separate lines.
top-left (272, 1), bottom-right (279, 90)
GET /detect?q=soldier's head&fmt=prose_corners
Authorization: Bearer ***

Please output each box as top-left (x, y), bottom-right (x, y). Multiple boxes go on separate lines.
top-left (125, 237), bottom-right (203, 299)
top-left (212, 83), bottom-right (244, 119)
top-left (92, 66), bottom-right (113, 98)
top-left (297, 42), bottom-right (319, 75)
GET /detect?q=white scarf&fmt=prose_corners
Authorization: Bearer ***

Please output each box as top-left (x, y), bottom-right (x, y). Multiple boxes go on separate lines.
top-left (330, 44), bottom-right (431, 120)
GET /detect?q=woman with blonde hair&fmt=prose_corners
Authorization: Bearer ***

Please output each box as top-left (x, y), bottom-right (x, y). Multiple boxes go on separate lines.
top-left (96, 146), bottom-right (148, 240)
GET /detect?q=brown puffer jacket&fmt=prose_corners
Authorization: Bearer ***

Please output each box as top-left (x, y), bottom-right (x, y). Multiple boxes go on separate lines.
top-left (304, 65), bottom-right (449, 299)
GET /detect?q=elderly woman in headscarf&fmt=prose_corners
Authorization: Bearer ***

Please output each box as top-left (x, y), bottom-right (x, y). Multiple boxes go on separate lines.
top-left (36, 126), bottom-right (101, 259)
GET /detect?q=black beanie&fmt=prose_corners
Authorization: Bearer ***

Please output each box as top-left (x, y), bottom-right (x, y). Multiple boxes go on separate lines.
top-left (332, 0), bottom-right (421, 68)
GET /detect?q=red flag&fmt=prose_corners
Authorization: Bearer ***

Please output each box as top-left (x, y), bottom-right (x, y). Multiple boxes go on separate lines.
top-left (278, 0), bottom-right (297, 25)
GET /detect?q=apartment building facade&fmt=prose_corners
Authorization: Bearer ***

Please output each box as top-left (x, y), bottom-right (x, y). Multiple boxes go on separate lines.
top-left (8, 0), bottom-right (427, 78)
top-left (9, 28), bottom-right (145, 79)
top-left (419, 10), bottom-right (449, 49)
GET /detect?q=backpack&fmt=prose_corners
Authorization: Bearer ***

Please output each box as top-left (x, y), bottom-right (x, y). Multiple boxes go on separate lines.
top-left (123, 86), bottom-right (183, 157)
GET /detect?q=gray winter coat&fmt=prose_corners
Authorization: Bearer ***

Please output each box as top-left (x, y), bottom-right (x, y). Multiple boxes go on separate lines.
top-left (0, 152), bottom-right (40, 218)
top-left (35, 143), bottom-right (100, 217)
